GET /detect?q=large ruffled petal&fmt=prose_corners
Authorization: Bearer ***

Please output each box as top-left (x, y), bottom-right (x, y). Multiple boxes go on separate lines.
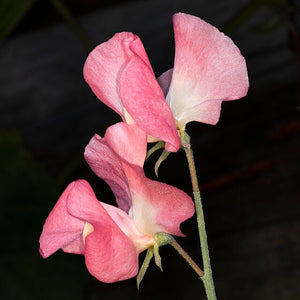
top-left (66, 180), bottom-right (150, 283)
top-left (167, 12), bottom-right (249, 128)
top-left (39, 182), bottom-right (85, 258)
top-left (122, 164), bottom-right (194, 237)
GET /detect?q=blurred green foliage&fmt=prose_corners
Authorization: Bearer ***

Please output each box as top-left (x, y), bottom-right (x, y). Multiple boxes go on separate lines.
top-left (1, 0), bottom-right (297, 48)
top-left (0, 0), bottom-right (93, 50)
top-left (222, 0), bottom-right (298, 34)
top-left (0, 130), bottom-right (88, 299)
top-left (0, 0), bottom-right (38, 43)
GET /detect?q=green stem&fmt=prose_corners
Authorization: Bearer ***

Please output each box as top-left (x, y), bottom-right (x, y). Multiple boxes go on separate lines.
top-left (180, 131), bottom-right (217, 300)
top-left (49, 0), bottom-right (94, 52)
top-left (169, 238), bottom-right (204, 277)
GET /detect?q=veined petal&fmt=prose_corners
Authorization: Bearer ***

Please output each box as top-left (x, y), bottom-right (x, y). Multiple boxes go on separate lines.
top-left (168, 12), bottom-right (249, 127)
top-left (120, 48), bottom-right (180, 152)
top-left (39, 182), bottom-right (85, 258)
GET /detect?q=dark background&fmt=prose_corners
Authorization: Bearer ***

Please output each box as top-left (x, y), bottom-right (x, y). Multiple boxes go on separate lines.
top-left (0, 0), bottom-right (299, 299)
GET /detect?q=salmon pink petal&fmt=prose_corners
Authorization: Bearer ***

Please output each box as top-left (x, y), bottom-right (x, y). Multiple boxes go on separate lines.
top-left (120, 56), bottom-right (180, 152)
top-left (66, 180), bottom-right (141, 283)
top-left (39, 182), bottom-right (85, 258)
top-left (167, 12), bottom-right (249, 126)
top-left (84, 134), bottom-right (131, 212)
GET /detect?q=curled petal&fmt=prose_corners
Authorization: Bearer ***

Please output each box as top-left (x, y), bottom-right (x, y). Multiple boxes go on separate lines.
top-left (63, 180), bottom-right (142, 283)
top-left (83, 32), bottom-right (138, 117)
top-left (168, 13), bottom-right (249, 127)
top-left (84, 134), bottom-right (131, 212)
top-left (85, 122), bottom-right (148, 212)
top-left (39, 182), bottom-right (85, 258)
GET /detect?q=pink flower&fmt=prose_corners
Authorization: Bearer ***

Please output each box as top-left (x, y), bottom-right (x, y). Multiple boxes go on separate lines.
top-left (84, 12), bottom-right (248, 148)
top-left (39, 123), bottom-right (194, 283)
top-left (157, 13), bottom-right (249, 131)
top-left (83, 31), bottom-right (180, 152)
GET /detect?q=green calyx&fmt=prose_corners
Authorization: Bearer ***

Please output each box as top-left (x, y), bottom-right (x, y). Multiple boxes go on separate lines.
top-left (154, 232), bottom-right (174, 246)
top-left (179, 131), bottom-right (190, 148)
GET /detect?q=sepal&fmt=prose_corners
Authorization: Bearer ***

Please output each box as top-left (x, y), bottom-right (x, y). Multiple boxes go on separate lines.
top-left (154, 150), bottom-right (170, 177)
top-left (136, 247), bottom-right (154, 289)
top-left (146, 141), bottom-right (165, 159)
top-left (153, 243), bottom-right (162, 271)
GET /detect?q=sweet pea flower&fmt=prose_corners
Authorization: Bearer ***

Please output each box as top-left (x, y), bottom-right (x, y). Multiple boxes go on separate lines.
top-left (83, 31), bottom-right (180, 152)
top-left (84, 12), bottom-right (248, 150)
top-left (157, 13), bottom-right (249, 132)
top-left (39, 122), bottom-right (194, 283)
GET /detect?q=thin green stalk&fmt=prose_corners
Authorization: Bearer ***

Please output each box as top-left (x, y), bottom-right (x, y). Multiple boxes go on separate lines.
top-left (169, 238), bottom-right (204, 277)
top-left (180, 131), bottom-right (217, 300)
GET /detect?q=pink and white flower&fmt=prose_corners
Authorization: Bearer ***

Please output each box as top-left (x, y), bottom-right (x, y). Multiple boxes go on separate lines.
top-left (39, 123), bottom-right (194, 283)
top-left (84, 12), bottom-right (248, 149)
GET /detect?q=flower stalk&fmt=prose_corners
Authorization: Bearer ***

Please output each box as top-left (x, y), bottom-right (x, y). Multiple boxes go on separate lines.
top-left (180, 131), bottom-right (217, 300)
top-left (169, 237), bottom-right (204, 277)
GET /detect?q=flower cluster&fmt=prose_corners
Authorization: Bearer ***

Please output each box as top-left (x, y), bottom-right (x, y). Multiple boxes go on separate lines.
top-left (39, 12), bottom-right (248, 284)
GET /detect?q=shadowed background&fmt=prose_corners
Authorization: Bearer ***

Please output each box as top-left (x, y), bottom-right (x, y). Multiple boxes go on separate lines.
top-left (0, 0), bottom-right (299, 299)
